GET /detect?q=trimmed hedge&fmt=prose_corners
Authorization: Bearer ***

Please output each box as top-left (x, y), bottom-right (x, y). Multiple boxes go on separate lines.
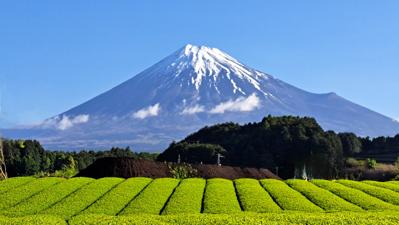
top-left (119, 178), bottom-right (180, 215)
top-left (202, 178), bottom-right (242, 214)
top-left (234, 178), bottom-right (281, 212)
top-left (81, 177), bottom-right (152, 215)
top-left (0, 177), bottom-right (35, 194)
top-left (312, 179), bottom-right (398, 210)
top-left (69, 212), bottom-right (399, 225)
top-left (41, 178), bottom-right (123, 219)
top-left (286, 179), bottom-right (362, 212)
top-left (162, 178), bottom-right (206, 214)
top-left (363, 180), bottom-right (399, 192)
top-left (0, 177), bottom-right (63, 210)
top-left (337, 180), bottom-right (399, 205)
top-left (260, 179), bottom-right (323, 212)
top-left (2, 177), bottom-right (94, 216)
top-left (0, 215), bottom-right (66, 225)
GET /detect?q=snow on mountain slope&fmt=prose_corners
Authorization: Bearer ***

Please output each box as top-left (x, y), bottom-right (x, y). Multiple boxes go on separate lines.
top-left (3, 44), bottom-right (399, 150)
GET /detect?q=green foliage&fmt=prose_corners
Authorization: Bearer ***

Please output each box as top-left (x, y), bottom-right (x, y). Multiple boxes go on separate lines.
top-left (0, 176), bottom-right (35, 194)
top-left (159, 116), bottom-right (345, 179)
top-left (312, 179), bottom-right (398, 210)
top-left (0, 177), bottom-right (63, 210)
top-left (162, 178), bottom-right (206, 214)
top-left (4, 177), bottom-right (399, 223)
top-left (345, 158), bottom-right (365, 168)
top-left (41, 178), bottom-right (123, 219)
top-left (337, 179), bottom-right (399, 205)
top-left (119, 178), bottom-right (180, 215)
top-left (2, 177), bottom-right (94, 216)
top-left (366, 158), bottom-right (377, 169)
top-left (363, 180), bottom-right (399, 192)
top-left (69, 212), bottom-right (399, 225)
top-left (286, 179), bottom-right (362, 211)
top-left (202, 178), bottom-right (242, 214)
top-left (168, 163), bottom-right (198, 179)
top-left (2, 140), bottom-right (159, 177)
top-left (159, 142), bottom-right (226, 164)
top-left (0, 215), bottom-right (67, 225)
top-left (234, 178), bottom-right (281, 212)
top-left (260, 179), bottom-right (323, 212)
top-left (81, 177), bottom-right (152, 215)
top-left (338, 133), bottom-right (362, 156)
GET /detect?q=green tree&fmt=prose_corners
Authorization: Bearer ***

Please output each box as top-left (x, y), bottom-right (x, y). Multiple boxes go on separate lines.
top-left (339, 133), bottom-right (362, 156)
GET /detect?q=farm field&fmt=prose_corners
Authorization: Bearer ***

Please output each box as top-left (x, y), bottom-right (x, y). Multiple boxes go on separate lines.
top-left (1, 177), bottom-right (399, 224)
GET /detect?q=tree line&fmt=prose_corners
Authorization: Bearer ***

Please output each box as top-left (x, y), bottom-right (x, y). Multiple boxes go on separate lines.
top-left (2, 139), bottom-right (158, 177)
top-left (158, 115), bottom-right (399, 179)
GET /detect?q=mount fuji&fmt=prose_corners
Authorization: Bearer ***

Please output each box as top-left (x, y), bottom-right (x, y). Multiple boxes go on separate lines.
top-left (3, 44), bottom-right (399, 150)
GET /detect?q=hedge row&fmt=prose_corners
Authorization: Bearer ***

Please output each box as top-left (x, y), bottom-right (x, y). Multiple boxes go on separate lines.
top-left (363, 180), bottom-right (399, 192)
top-left (260, 179), bottom-right (323, 212)
top-left (41, 178), bottom-right (123, 219)
top-left (286, 179), bottom-right (362, 212)
top-left (312, 179), bottom-right (398, 210)
top-left (68, 212), bottom-right (399, 225)
top-left (81, 177), bottom-right (152, 215)
top-left (337, 180), bottom-right (399, 205)
top-left (0, 177), bottom-right (63, 210)
top-left (234, 178), bottom-right (281, 213)
top-left (119, 178), bottom-right (180, 215)
top-left (0, 177), bottom-right (35, 194)
top-left (202, 178), bottom-right (242, 214)
top-left (2, 177), bottom-right (94, 216)
top-left (0, 215), bottom-right (66, 225)
top-left (162, 178), bottom-right (206, 215)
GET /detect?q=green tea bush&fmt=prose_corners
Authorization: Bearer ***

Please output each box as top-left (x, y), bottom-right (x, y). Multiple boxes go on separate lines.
top-left (0, 177), bottom-right (63, 210)
top-left (234, 178), bottom-right (281, 212)
top-left (260, 179), bottom-right (323, 212)
top-left (2, 177), bottom-right (94, 216)
top-left (312, 179), bottom-right (398, 210)
top-left (119, 178), bottom-right (180, 215)
top-left (286, 179), bottom-right (362, 211)
top-left (162, 178), bottom-right (206, 214)
top-left (202, 178), bottom-right (242, 214)
top-left (0, 176), bottom-right (35, 194)
top-left (69, 212), bottom-right (399, 225)
top-left (363, 180), bottom-right (399, 192)
top-left (81, 177), bottom-right (152, 215)
top-left (337, 179), bottom-right (399, 205)
top-left (0, 215), bottom-right (67, 225)
top-left (41, 177), bottom-right (123, 219)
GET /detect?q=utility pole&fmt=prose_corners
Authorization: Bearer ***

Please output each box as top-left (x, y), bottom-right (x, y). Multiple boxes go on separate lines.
top-left (0, 137), bottom-right (7, 180)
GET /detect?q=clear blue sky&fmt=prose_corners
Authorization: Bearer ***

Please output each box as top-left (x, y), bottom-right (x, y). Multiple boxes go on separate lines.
top-left (1, 1), bottom-right (398, 127)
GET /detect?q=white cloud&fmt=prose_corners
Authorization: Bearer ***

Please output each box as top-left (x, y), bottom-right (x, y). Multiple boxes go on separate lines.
top-left (41, 114), bottom-right (90, 130)
top-left (181, 105), bottom-right (205, 115)
top-left (133, 103), bottom-right (161, 119)
top-left (209, 93), bottom-right (260, 114)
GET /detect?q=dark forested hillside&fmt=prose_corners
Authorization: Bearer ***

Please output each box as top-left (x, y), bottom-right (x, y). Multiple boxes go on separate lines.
top-left (158, 116), bottom-right (344, 179)
top-left (158, 116), bottom-right (399, 179)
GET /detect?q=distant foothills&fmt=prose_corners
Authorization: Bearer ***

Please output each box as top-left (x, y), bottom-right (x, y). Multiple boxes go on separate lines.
top-left (2, 116), bottom-right (399, 180)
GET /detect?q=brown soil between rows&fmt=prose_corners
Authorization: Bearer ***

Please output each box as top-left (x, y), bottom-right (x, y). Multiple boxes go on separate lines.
top-left (76, 157), bottom-right (280, 179)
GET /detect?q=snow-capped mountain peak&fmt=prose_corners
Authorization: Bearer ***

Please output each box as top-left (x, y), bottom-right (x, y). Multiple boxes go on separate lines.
top-left (154, 44), bottom-right (271, 96)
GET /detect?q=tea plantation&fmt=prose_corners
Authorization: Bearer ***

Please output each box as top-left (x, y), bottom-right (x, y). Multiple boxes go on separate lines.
top-left (1, 177), bottom-right (399, 224)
